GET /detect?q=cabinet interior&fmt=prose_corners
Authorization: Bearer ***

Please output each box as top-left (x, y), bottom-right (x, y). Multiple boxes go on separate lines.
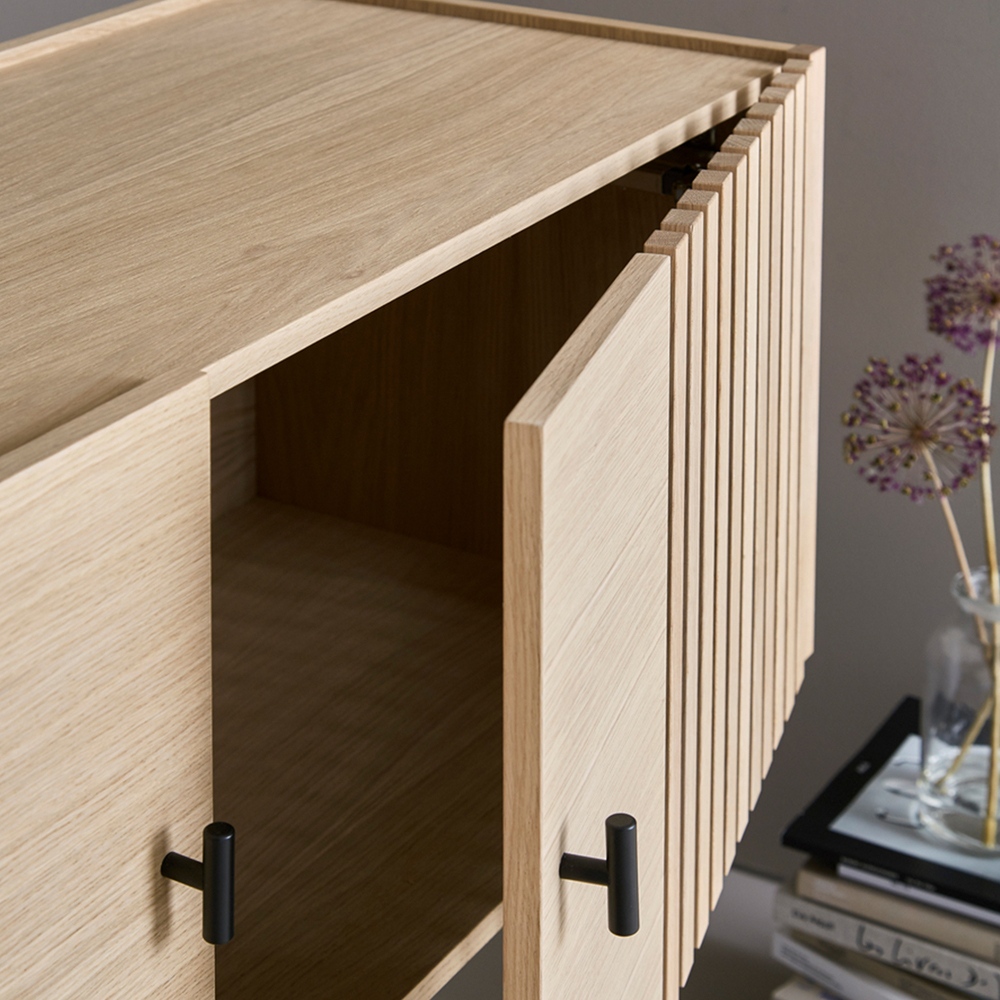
top-left (207, 164), bottom-right (685, 998)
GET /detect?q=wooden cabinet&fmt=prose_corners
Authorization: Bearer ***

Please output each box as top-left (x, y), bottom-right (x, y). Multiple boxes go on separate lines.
top-left (0, 2), bottom-right (824, 998)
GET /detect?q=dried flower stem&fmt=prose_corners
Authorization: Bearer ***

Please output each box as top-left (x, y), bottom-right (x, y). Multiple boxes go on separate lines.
top-left (980, 332), bottom-right (1000, 845)
top-left (931, 323), bottom-right (1000, 845)
top-left (921, 446), bottom-right (986, 630)
top-left (940, 697), bottom-right (994, 791)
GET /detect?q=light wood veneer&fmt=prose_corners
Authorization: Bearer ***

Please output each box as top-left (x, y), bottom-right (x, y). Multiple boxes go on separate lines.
top-left (0, 373), bottom-right (213, 1000)
top-left (0, 4), bottom-right (823, 999)
top-left (0, 0), bottom-right (775, 456)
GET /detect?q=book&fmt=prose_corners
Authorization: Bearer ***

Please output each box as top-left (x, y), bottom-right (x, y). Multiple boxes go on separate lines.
top-left (837, 865), bottom-right (1000, 932)
top-left (796, 861), bottom-right (1000, 962)
top-left (782, 698), bottom-right (1000, 917)
top-left (774, 886), bottom-right (1000, 999)
top-left (773, 976), bottom-right (847, 1000)
top-left (772, 930), bottom-right (970, 1000)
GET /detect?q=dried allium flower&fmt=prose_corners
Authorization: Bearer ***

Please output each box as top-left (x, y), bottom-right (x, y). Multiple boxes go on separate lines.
top-left (842, 354), bottom-right (994, 502)
top-left (926, 235), bottom-right (1000, 351)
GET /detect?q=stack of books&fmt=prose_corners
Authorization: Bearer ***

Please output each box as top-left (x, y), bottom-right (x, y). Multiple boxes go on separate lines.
top-left (770, 698), bottom-right (1000, 1000)
top-left (771, 859), bottom-right (1000, 1000)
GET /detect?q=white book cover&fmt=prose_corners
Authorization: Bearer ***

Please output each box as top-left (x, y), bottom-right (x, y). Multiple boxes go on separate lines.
top-left (775, 887), bottom-right (1000, 1000)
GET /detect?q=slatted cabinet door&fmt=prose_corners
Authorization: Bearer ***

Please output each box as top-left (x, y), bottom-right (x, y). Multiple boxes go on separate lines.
top-left (0, 373), bottom-right (213, 1000)
top-left (504, 253), bottom-right (670, 1000)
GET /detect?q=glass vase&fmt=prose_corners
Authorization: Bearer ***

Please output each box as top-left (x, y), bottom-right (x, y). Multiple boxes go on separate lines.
top-left (919, 567), bottom-right (1000, 853)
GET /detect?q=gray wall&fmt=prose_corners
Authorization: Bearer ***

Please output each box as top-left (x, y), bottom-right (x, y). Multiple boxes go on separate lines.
top-left (5, 0), bottom-right (1000, 907)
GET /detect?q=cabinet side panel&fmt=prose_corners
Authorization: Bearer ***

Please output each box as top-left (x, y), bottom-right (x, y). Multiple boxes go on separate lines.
top-left (0, 374), bottom-right (213, 1000)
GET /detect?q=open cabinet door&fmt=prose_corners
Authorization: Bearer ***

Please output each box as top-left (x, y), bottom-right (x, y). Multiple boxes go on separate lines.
top-left (504, 253), bottom-right (671, 1000)
top-left (0, 372), bottom-right (214, 1000)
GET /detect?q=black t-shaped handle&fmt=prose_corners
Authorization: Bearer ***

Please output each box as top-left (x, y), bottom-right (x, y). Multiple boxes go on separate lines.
top-left (559, 813), bottom-right (639, 936)
top-left (161, 822), bottom-right (235, 944)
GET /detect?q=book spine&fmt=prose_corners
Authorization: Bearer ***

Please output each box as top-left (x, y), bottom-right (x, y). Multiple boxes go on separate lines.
top-left (796, 864), bottom-right (1000, 964)
top-left (773, 930), bottom-right (923, 1000)
top-left (837, 865), bottom-right (1000, 932)
top-left (775, 889), bottom-right (1000, 1000)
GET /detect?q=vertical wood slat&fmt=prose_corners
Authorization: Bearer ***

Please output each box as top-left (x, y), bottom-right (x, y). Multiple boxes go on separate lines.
top-left (711, 137), bottom-right (757, 839)
top-left (745, 99), bottom-right (790, 755)
top-left (719, 131), bottom-right (762, 817)
top-left (731, 119), bottom-right (776, 796)
top-left (694, 161), bottom-right (743, 873)
top-left (761, 74), bottom-right (805, 723)
top-left (645, 79), bottom-right (819, 992)
top-left (660, 207), bottom-right (712, 953)
top-left (734, 114), bottom-right (776, 787)
top-left (690, 170), bottom-right (736, 887)
top-left (643, 229), bottom-right (688, 1000)
top-left (767, 69), bottom-right (808, 700)
top-left (643, 78), bottom-right (819, 993)
top-left (676, 187), bottom-right (725, 914)
top-left (782, 48), bottom-right (826, 688)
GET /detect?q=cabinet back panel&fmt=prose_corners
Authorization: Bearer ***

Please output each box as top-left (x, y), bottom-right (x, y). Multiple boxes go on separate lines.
top-left (256, 183), bottom-right (673, 558)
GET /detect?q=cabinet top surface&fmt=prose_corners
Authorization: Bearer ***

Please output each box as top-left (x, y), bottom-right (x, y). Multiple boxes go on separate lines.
top-left (0, 0), bottom-right (784, 459)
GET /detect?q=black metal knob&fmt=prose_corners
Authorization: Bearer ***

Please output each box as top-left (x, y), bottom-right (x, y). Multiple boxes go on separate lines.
top-left (161, 822), bottom-right (235, 944)
top-left (559, 813), bottom-right (639, 936)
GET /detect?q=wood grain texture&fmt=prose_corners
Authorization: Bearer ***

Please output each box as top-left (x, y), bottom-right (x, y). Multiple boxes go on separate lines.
top-left (339, 0), bottom-right (793, 60)
top-left (767, 70), bottom-right (809, 706)
top-left (211, 379), bottom-right (256, 521)
top-left (256, 183), bottom-right (672, 558)
top-left (720, 133), bottom-right (762, 820)
top-left (735, 115), bottom-right (776, 791)
top-left (760, 80), bottom-right (802, 727)
top-left (660, 208), bottom-right (709, 956)
top-left (0, 0), bottom-right (211, 69)
top-left (680, 183), bottom-right (728, 912)
top-left (505, 253), bottom-right (669, 1000)
top-left (212, 499), bottom-right (503, 1000)
top-left (746, 100), bottom-right (790, 755)
top-left (710, 144), bottom-right (755, 843)
top-left (694, 166), bottom-right (740, 878)
top-left (0, 0), bottom-right (773, 457)
top-left (642, 229), bottom-right (687, 1000)
top-left (0, 372), bottom-right (213, 1000)
top-left (783, 48), bottom-right (826, 684)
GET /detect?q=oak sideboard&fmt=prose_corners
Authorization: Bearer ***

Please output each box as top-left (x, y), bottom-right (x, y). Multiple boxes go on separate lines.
top-left (0, 2), bottom-right (824, 998)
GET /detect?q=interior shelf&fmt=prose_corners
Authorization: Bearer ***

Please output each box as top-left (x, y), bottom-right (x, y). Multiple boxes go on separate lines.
top-left (212, 497), bottom-right (503, 999)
